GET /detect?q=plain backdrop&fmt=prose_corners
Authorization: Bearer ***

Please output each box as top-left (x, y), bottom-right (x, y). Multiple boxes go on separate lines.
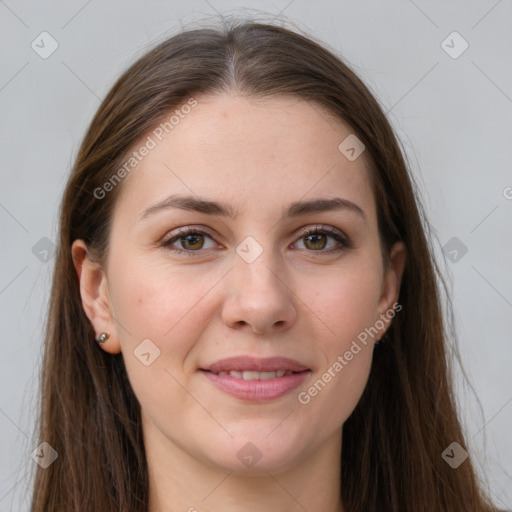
top-left (1, 1), bottom-right (511, 510)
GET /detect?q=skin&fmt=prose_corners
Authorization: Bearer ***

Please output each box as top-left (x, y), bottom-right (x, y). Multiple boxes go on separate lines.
top-left (73, 92), bottom-right (406, 512)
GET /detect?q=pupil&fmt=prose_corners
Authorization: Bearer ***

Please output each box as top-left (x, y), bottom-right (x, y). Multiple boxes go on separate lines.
top-left (307, 233), bottom-right (325, 249)
top-left (184, 234), bottom-right (202, 249)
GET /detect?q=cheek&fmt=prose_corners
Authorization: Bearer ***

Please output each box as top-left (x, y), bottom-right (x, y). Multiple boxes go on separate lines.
top-left (109, 256), bottom-right (217, 340)
top-left (107, 256), bottom-right (227, 406)
top-left (107, 261), bottom-right (216, 417)
top-left (294, 260), bottom-right (381, 421)
top-left (309, 260), bottom-right (383, 347)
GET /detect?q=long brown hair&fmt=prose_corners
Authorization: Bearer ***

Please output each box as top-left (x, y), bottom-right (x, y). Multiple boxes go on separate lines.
top-left (30, 18), bottom-right (497, 512)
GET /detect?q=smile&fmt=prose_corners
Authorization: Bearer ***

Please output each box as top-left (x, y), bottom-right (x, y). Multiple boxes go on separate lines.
top-left (200, 369), bottom-right (310, 401)
top-left (210, 370), bottom-right (295, 379)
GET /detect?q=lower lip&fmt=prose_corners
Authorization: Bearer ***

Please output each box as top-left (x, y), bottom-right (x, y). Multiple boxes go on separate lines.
top-left (200, 370), bottom-right (310, 401)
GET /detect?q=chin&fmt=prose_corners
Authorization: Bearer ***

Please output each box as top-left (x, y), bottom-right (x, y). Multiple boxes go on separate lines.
top-left (207, 429), bottom-right (307, 475)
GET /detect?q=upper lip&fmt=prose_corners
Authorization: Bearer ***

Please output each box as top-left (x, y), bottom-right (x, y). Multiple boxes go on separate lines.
top-left (202, 356), bottom-right (310, 373)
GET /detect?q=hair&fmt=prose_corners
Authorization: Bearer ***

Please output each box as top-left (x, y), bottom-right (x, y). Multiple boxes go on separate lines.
top-left (29, 17), bottom-right (498, 512)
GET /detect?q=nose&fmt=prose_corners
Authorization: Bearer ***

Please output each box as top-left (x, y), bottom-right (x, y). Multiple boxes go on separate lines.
top-left (221, 247), bottom-right (297, 335)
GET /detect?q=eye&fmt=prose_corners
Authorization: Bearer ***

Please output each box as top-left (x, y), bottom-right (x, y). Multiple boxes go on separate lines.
top-left (162, 224), bottom-right (352, 256)
top-left (292, 225), bottom-right (352, 253)
top-left (162, 227), bottom-right (218, 255)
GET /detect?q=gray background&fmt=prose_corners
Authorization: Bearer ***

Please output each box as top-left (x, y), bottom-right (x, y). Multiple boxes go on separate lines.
top-left (1, 1), bottom-right (511, 510)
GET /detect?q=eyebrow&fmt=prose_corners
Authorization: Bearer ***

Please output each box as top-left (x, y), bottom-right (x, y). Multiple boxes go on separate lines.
top-left (139, 194), bottom-right (367, 224)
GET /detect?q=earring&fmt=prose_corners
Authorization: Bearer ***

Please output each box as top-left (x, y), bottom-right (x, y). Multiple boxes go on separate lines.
top-left (96, 332), bottom-right (110, 344)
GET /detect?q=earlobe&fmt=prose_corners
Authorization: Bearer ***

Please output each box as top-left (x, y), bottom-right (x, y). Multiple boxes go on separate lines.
top-left (71, 240), bottom-right (121, 354)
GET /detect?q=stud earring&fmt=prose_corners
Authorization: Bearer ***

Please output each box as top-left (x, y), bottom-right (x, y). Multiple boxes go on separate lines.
top-left (96, 332), bottom-right (110, 344)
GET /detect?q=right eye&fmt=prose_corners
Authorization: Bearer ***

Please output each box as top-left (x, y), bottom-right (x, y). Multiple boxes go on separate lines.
top-left (162, 228), bottom-right (219, 256)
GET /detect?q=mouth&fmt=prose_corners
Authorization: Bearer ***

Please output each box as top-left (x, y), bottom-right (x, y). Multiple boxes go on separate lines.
top-left (198, 356), bottom-right (311, 401)
top-left (202, 369), bottom-right (301, 380)
top-left (201, 355), bottom-right (310, 374)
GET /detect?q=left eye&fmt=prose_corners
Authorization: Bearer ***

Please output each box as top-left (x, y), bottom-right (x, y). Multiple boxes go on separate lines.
top-left (294, 229), bottom-right (347, 251)
top-left (162, 226), bottom-right (350, 256)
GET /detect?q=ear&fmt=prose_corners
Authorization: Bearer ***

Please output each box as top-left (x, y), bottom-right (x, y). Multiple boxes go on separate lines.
top-left (71, 239), bottom-right (121, 354)
top-left (376, 241), bottom-right (406, 340)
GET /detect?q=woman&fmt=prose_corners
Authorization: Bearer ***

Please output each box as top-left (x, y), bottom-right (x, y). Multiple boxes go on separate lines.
top-left (30, 19), bottom-right (498, 512)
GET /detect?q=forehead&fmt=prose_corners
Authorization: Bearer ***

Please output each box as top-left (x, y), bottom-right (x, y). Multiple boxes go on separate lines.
top-left (113, 93), bottom-right (376, 224)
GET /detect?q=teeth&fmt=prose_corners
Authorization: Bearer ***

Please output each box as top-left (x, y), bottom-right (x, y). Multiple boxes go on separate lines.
top-left (214, 370), bottom-right (294, 379)
top-left (243, 371), bottom-right (261, 380)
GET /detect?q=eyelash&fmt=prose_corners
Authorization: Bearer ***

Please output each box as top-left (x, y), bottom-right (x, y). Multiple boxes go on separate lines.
top-left (161, 225), bottom-right (353, 257)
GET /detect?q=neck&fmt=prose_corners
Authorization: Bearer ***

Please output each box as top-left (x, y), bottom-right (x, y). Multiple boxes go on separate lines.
top-left (145, 421), bottom-right (344, 512)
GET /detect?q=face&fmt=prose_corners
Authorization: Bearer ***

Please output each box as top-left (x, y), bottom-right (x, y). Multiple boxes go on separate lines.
top-left (74, 92), bottom-right (405, 474)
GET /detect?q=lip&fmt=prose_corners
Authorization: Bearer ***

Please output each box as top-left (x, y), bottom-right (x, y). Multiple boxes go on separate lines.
top-left (202, 356), bottom-right (310, 373)
top-left (199, 356), bottom-right (311, 402)
top-left (200, 369), bottom-right (310, 401)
